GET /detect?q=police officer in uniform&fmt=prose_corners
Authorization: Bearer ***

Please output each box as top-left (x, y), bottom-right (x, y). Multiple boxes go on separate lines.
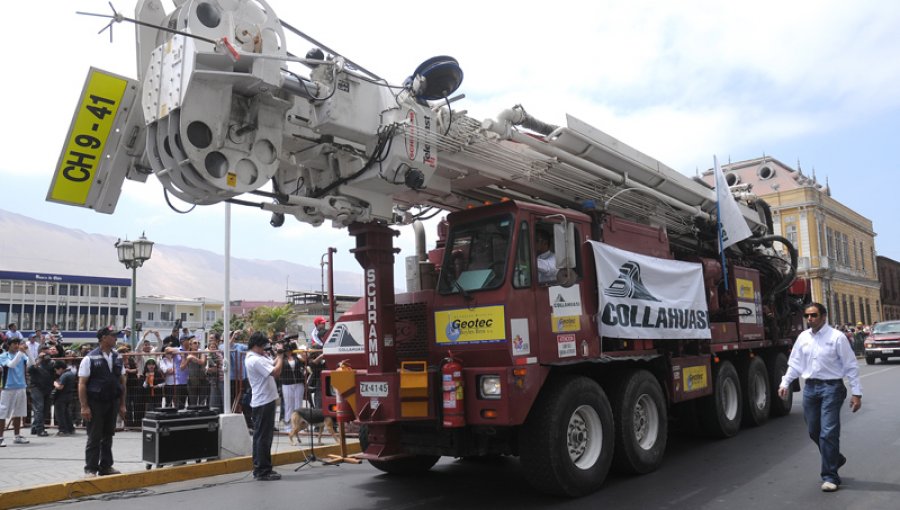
top-left (78, 326), bottom-right (127, 477)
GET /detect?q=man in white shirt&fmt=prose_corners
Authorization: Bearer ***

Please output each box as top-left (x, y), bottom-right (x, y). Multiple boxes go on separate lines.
top-left (778, 302), bottom-right (862, 493)
top-left (245, 332), bottom-right (284, 481)
top-left (4, 323), bottom-right (24, 342)
top-left (535, 230), bottom-right (556, 284)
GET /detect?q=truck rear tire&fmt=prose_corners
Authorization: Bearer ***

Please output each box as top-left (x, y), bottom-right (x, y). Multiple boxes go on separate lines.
top-left (359, 424), bottom-right (440, 475)
top-left (700, 360), bottom-right (742, 438)
top-left (768, 352), bottom-right (793, 417)
top-left (741, 357), bottom-right (770, 427)
top-left (611, 370), bottom-right (667, 474)
top-left (519, 376), bottom-right (614, 497)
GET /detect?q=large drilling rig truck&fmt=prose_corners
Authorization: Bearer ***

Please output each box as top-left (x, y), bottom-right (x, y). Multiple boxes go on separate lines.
top-left (50, 0), bottom-right (807, 497)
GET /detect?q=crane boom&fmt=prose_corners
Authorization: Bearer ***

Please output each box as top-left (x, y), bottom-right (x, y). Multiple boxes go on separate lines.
top-left (51, 0), bottom-right (766, 247)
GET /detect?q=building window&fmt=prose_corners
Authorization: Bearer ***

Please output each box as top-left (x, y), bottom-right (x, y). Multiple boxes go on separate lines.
top-left (841, 234), bottom-right (850, 266)
top-left (860, 242), bottom-right (865, 272)
top-left (181, 313), bottom-right (188, 322)
top-left (865, 298), bottom-right (871, 325)
top-left (135, 310), bottom-right (142, 320)
top-left (842, 295), bottom-right (848, 326)
top-left (785, 224), bottom-right (798, 248)
top-left (148, 312), bottom-right (155, 321)
top-left (849, 295), bottom-right (856, 324)
top-left (832, 294), bottom-right (841, 325)
top-left (205, 310), bottom-right (217, 322)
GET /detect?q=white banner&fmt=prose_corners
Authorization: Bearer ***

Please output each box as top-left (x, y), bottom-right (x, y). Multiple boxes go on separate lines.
top-left (714, 155), bottom-right (752, 251)
top-left (590, 241), bottom-right (711, 340)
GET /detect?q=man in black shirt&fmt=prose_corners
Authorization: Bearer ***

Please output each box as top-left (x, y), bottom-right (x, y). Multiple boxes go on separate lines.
top-left (28, 347), bottom-right (55, 437)
top-left (53, 361), bottom-right (77, 435)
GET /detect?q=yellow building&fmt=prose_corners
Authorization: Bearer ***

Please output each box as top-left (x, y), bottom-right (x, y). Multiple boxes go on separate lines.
top-left (707, 157), bottom-right (881, 326)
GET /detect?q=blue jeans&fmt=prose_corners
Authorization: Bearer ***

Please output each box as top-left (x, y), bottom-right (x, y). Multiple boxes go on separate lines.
top-left (802, 379), bottom-right (847, 484)
top-left (251, 400), bottom-right (276, 477)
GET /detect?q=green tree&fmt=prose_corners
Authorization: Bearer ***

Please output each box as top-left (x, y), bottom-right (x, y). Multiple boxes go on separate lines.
top-left (210, 315), bottom-right (245, 336)
top-left (247, 304), bottom-right (298, 337)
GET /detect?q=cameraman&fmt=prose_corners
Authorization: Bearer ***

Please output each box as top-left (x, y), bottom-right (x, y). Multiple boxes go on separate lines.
top-left (245, 332), bottom-right (284, 481)
top-left (28, 346), bottom-right (55, 437)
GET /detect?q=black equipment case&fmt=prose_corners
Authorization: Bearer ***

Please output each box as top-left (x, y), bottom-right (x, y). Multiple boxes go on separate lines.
top-left (142, 407), bottom-right (220, 468)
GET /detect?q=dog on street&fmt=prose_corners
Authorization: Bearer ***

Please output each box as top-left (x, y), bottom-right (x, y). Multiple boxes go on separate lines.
top-left (288, 407), bottom-right (339, 446)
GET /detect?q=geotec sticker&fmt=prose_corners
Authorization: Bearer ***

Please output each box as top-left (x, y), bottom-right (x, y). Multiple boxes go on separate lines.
top-left (435, 306), bottom-right (506, 344)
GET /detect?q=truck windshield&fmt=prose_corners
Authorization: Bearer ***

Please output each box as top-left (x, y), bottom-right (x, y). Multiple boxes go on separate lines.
top-left (438, 215), bottom-right (513, 294)
top-left (873, 322), bottom-right (900, 334)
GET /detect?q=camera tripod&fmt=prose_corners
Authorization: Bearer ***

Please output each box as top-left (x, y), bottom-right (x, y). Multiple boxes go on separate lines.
top-left (294, 405), bottom-right (337, 471)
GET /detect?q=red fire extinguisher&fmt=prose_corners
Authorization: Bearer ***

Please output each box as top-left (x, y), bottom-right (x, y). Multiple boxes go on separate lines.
top-left (442, 353), bottom-right (465, 428)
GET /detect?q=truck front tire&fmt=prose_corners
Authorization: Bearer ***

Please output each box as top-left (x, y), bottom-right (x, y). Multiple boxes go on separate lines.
top-left (519, 376), bottom-right (614, 497)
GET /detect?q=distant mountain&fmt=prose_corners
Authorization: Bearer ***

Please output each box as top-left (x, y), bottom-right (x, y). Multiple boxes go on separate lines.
top-left (0, 209), bottom-right (363, 301)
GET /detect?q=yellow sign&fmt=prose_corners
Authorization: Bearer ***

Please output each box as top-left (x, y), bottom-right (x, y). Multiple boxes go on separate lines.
top-left (435, 306), bottom-right (506, 344)
top-left (683, 365), bottom-right (708, 391)
top-left (735, 278), bottom-right (755, 300)
top-left (50, 69), bottom-right (129, 206)
top-left (551, 315), bottom-right (581, 333)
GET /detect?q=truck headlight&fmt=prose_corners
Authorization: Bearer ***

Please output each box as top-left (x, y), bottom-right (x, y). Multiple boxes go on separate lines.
top-left (479, 375), bottom-right (501, 399)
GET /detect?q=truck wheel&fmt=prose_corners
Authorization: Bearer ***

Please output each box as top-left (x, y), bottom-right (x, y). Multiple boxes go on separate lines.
top-left (611, 370), bottom-right (667, 474)
top-left (741, 357), bottom-right (770, 426)
top-left (768, 352), bottom-right (793, 417)
top-left (865, 355), bottom-right (875, 365)
top-left (519, 376), bottom-right (614, 497)
top-left (359, 424), bottom-right (440, 475)
top-left (700, 360), bottom-right (742, 438)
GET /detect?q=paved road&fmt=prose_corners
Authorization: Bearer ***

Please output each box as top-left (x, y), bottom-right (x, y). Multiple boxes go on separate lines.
top-left (35, 362), bottom-right (900, 510)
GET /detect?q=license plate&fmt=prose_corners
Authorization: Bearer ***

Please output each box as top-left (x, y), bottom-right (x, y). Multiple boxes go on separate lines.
top-left (884, 350), bottom-right (894, 355)
top-left (359, 381), bottom-right (389, 397)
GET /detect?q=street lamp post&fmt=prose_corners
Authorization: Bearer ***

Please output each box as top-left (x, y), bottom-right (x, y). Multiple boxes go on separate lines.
top-left (115, 232), bottom-right (154, 348)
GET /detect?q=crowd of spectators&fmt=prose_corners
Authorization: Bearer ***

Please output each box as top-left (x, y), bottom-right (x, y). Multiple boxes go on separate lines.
top-left (0, 319), bottom-right (329, 445)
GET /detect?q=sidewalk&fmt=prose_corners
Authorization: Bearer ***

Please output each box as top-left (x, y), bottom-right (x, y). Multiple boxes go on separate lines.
top-left (0, 422), bottom-right (356, 506)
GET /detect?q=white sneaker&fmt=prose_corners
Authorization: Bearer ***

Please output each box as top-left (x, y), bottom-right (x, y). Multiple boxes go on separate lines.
top-left (14, 436), bottom-right (29, 445)
top-left (821, 481), bottom-right (839, 492)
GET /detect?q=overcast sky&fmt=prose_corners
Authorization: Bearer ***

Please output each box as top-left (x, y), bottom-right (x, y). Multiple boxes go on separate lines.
top-left (2, 0), bottom-right (899, 287)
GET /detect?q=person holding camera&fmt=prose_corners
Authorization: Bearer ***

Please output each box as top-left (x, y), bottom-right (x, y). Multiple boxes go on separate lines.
top-left (205, 334), bottom-right (224, 411)
top-left (28, 346), bottom-right (55, 437)
top-left (0, 337), bottom-right (34, 447)
top-left (245, 332), bottom-right (284, 481)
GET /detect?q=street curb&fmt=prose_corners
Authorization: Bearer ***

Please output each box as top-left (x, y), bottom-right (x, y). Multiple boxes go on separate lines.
top-left (0, 441), bottom-right (361, 510)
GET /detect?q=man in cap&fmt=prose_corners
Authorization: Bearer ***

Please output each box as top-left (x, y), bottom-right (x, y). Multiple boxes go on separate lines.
top-left (78, 326), bottom-right (127, 476)
top-left (310, 317), bottom-right (328, 349)
top-left (122, 326), bottom-right (133, 347)
top-left (0, 337), bottom-right (33, 446)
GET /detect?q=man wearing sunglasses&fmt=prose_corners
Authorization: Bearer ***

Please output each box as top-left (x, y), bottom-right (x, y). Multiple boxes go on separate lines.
top-left (778, 302), bottom-right (862, 493)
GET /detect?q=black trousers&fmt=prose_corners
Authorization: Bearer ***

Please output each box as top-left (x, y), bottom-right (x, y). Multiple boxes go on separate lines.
top-left (55, 396), bottom-right (75, 434)
top-left (85, 398), bottom-right (119, 473)
top-left (251, 400), bottom-right (276, 477)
